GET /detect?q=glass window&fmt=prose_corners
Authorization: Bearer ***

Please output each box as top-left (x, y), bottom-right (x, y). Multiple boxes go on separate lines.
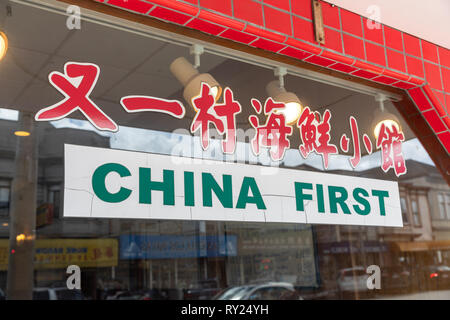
top-left (0, 1), bottom-right (448, 302)
top-left (0, 182), bottom-right (10, 217)
top-left (215, 286), bottom-right (252, 300)
top-left (411, 198), bottom-right (421, 227)
top-left (446, 194), bottom-right (450, 220)
top-left (438, 194), bottom-right (446, 219)
top-left (247, 286), bottom-right (299, 300)
top-left (47, 186), bottom-right (61, 218)
top-left (400, 197), bottom-right (410, 225)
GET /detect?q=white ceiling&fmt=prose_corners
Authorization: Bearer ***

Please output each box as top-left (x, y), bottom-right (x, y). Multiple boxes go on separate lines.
top-left (0, 1), bottom-right (414, 153)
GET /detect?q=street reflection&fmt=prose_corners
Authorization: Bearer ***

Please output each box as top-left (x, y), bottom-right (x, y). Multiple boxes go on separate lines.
top-left (0, 117), bottom-right (449, 300)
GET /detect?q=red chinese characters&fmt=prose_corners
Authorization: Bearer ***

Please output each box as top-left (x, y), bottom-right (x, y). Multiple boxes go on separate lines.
top-left (341, 116), bottom-right (373, 168)
top-left (376, 123), bottom-right (407, 176)
top-left (34, 61), bottom-right (408, 175)
top-left (249, 98), bottom-right (293, 161)
top-left (35, 62), bottom-right (119, 131)
top-left (297, 107), bottom-right (338, 169)
top-left (190, 83), bottom-right (242, 153)
top-left (120, 96), bottom-right (185, 118)
top-left (213, 87), bottom-right (242, 154)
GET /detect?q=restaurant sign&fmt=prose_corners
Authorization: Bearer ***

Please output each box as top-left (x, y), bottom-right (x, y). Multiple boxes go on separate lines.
top-left (36, 62), bottom-right (407, 177)
top-left (64, 144), bottom-right (402, 227)
top-left (0, 238), bottom-right (118, 270)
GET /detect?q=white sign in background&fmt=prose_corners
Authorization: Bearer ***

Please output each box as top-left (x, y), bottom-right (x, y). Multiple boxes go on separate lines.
top-left (64, 144), bottom-right (403, 227)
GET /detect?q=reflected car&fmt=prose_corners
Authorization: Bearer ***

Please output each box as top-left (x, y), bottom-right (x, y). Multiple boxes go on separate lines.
top-left (184, 279), bottom-right (222, 300)
top-left (214, 282), bottom-right (302, 300)
top-left (105, 290), bottom-right (143, 300)
top-left (140, 288), bottom-right (183, 300)
top-left (425, 265), bottom-right (450, 290)
top-left (295, 288), bottom-right (338, 300)
top-left (140, 289), bottom-right (168, 300)
top-left (33, 287), bottom-right (85, 300)
top-left (337, 267), bottom-right (368, 298)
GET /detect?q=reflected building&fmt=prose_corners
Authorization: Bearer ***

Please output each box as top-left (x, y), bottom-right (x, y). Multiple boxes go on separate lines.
top-left (312, 160), bottom-right (450, 296)
top-left (1, 115), bottom-right (449, 298)
top-left (0, 118), bottom-right (113, 297)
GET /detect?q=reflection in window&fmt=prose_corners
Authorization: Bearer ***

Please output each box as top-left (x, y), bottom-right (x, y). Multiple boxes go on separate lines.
top-left (400, 197), bottom-right (409, 225)
top-left (447, 195), bottom-right (450, 220)
top-left (47, 185), bottom-right (61, 218)
top-left (438, 194), bottom-right (446, 219)
top-left (1, 0), bottom-right (449, 302)
top-left (0, 180), bottom-right (10, 217)
top-left (438, 193), bottom-right (450, 220)
top-left (411, 198), bottom-right (421, 227)
top-left (0, 108), bottom-right (19, 121)
top-left (249, 287), bottom-right (292, 300)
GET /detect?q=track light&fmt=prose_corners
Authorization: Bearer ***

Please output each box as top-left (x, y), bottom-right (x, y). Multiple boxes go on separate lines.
top-left (372, 94), bottom-right (401, 139)
top-left (170, 44), bottom-right (222, 109)
top-left (0, 31), bottom-right (8, 61)
top-left (265, 67), bottom-right (302, 124)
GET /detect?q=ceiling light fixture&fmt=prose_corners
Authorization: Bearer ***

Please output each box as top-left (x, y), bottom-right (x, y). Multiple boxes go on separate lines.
top-left (0, 31), bottom-right (8, 61)
top-left (170, 44), bottom-right (222, 109)
top-left (265, 67), bottom-right (302, 124)
top-left (14, 130), bottom-right (30, 137)
top-left (372, 93), bottom-right (401, 139)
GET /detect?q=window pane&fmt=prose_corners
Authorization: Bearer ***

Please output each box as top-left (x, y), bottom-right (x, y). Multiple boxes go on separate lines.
top-left (0, 0), bottom-right (449, 302)
top-left (400, 197), bottom-right (409, 224)
top-left (411, 200), bottom-right (421, 226)
top-left (0, 187), bottom-right (9, 216)
top-left (446, 194), bottom-right (450, 220)
top-left (438, 194), bottom-right (446, 219)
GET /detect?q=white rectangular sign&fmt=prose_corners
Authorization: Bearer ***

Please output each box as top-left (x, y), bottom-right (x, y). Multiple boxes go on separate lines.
top-left (64, 144), bottom-right (403, 227)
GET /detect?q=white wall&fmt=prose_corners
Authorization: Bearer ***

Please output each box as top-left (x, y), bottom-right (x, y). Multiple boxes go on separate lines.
top-left (326, 0), bottom-right (450, 49)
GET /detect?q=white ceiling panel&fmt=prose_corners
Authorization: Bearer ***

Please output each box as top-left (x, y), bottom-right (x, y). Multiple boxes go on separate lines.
top-left (3, 2), bottom-right (70, 54)
top-left (56, 21), bottom-right (166, 71)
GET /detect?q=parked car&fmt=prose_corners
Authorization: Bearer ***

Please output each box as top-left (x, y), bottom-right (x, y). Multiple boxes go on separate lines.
top-left (140, 289), bottom-right (165, 300)
top-left (184, 279), bottom-right (222, 300)
top-left (140, 288), bottom-right (180, 300)
top-left (33, 287), bottom-right (84, 300)
top-left (214, 282), bottom-right (302, 300)
top-left (295, 288), bottom-right (338, 300)
top-left (337, 267), bottom-right (368, 298)
top-left (424, 265), bottom-right (450, 290)
top-left (105, 290), bottom-right (143, 300)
